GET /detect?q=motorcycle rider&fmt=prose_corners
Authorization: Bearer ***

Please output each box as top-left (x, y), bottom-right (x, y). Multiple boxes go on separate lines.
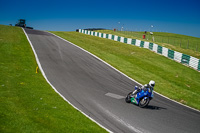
top-left (131, 80), bottom-right (155, 97)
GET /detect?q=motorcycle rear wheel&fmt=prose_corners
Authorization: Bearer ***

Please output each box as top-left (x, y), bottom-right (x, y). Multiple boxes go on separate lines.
top-left (125, 92), bottom-right (132, 103)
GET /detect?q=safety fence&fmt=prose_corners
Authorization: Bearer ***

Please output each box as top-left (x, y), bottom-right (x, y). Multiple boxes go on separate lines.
top-left (114, 30), bottom-right (200, 52)
top-left (79, 29), bottom-right (200, 71)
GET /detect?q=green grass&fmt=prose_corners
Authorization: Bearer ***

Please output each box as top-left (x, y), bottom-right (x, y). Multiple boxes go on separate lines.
top-left (95, 30), bottom-right (200, 59)
top-left (51, 31), bottom-right (200, 110)
top-left (0, 25), bottom-right (107, 133)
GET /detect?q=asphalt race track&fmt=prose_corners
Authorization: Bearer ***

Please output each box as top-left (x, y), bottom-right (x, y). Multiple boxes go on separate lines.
top-left (24, 29), bottom-right (200, 133)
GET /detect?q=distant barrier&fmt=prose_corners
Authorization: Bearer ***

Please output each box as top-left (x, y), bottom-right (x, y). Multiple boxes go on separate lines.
top-left (79, 29), bottom-right (200, 71)
top-left (114, 31), bottom-right (200, 52)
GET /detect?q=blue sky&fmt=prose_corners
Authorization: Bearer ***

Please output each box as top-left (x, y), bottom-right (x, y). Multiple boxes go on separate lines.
top-left (0, 0), bottom-right (200, 37)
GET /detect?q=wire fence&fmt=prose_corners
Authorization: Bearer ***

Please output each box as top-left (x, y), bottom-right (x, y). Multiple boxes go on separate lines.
top-left (114, 30), bottom-right (200, 52)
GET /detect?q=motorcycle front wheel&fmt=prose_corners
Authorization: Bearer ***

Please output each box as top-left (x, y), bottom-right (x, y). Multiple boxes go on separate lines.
top-left (139, 97), bottom-right (150, 108)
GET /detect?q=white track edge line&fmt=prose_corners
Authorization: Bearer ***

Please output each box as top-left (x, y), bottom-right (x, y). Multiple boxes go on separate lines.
top-left (22, 28), bottom-right (113, 133)
top-left (49, 31), bottom-right (200, 113)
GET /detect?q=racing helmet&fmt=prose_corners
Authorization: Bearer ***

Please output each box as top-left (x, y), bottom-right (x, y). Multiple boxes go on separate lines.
top-left (149, 80), bottom-right (155, 87)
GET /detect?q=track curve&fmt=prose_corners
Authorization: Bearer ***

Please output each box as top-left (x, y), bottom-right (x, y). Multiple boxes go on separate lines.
top-left (24, 29), bottom-right (200, 133)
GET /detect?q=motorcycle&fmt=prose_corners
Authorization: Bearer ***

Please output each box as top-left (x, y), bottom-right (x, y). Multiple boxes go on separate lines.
top-left (125, 86), bottom-right (153, 108)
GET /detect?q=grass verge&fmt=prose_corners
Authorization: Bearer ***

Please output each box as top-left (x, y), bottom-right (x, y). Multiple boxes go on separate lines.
top-left (0, 25), bottom-right (107, 133)
top-left (95, 30), bottom-right (200, 59)
top-left (51, 31), bottom-right (200, 110)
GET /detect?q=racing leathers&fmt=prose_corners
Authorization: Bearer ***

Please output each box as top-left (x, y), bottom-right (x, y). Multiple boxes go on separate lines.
top-left (131, 84), bottom-right (154, 97)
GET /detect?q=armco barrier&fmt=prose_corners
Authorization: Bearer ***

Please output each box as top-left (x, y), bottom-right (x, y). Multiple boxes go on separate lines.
top-left (79, 29), bottom-right (200, 71)
top-left (168, 49), bottom-right (175, 59)
top-left (131, 39), bottom-right (136, 45)
top-left (140, 41), bottom-right (144, 47)
top-left (149, 43), bottom-right (153, 50)
top-left (174, 51), bottom-right (182, 63)
top-left (152, 43), bottom-right (158, 52)
top-left (157, 45), bottom-right (162, 54)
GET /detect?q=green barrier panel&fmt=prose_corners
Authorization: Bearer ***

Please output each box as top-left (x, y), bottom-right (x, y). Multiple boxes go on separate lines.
top-left (124, 38), bottom-right (127, 43)
top-left (140, 41), bottom-right (144, 47)
top-left (101, 33), bottom-right (104, 38)
top-left (106, 34), bottom-right (109, 38)
top-left (168, 49), bottom-right (175, 59)
top-left (198, 60), bottom-right (200, 71)
top-left (149, 43), bottom-right (153, 50)
top-left (131, 39), bottom-right (136, 45)
top-left (93, 32), bottom-right (95, 36)
top-left (112, 35), bottom-right (115, 40)
top-left (181, 54), bottom-right (190, 65)
top-left (157, 46), bottom-right (162, 54)
top-left (118, 36), bottom-right (121, 42)
top-left (97, 32), bottom-right (99, 36)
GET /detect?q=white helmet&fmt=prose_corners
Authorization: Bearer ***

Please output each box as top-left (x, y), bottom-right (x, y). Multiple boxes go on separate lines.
top-left (149, 80), bottom-right (155, 87)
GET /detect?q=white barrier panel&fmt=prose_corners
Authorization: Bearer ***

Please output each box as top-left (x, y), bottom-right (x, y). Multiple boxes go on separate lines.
top-left (88, 31), bottom-right (91, 35)
top-left (162, 47), bottom-right (168, 57)
top-left (174, 51), bottom-right (182, 63)
top-left (144, 42), bottom-right (149, 49)
top-left (82, 30), bottom-right (84, 33)
top-left (91, 31), bottom-right (93, 36)
top-left (99, 33), bottom-right (102, 37)
top-left (189, 57), bottom-right (199, 69)
top-left (85, 30), bottom-right (87, 34)
top-left (153, 44), bottom-right (158, 52)
top-left (108, 34), bottom-right (112, 39)
top-left (135, 39), bottom-right (141, 47)
top-left (103, 33), bottom-right (106, 38)
top-left (127, 38), bottom-right (132, 44)
top-left (120, 37), bottom-right (124, 43)
top-left (79, 29), bottom-right (81, 32)
top-left (114, 35), bottom-right (118, 41)
top-left (94, 32), bottom-right (97, 36)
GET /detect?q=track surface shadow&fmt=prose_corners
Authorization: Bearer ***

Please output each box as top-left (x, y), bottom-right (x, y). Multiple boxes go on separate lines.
top-left (144, 105), bottom-right (167, 110)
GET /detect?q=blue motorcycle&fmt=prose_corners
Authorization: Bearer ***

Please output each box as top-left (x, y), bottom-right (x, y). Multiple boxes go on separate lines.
top-left (125, 86), bottom-right (154, 108)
